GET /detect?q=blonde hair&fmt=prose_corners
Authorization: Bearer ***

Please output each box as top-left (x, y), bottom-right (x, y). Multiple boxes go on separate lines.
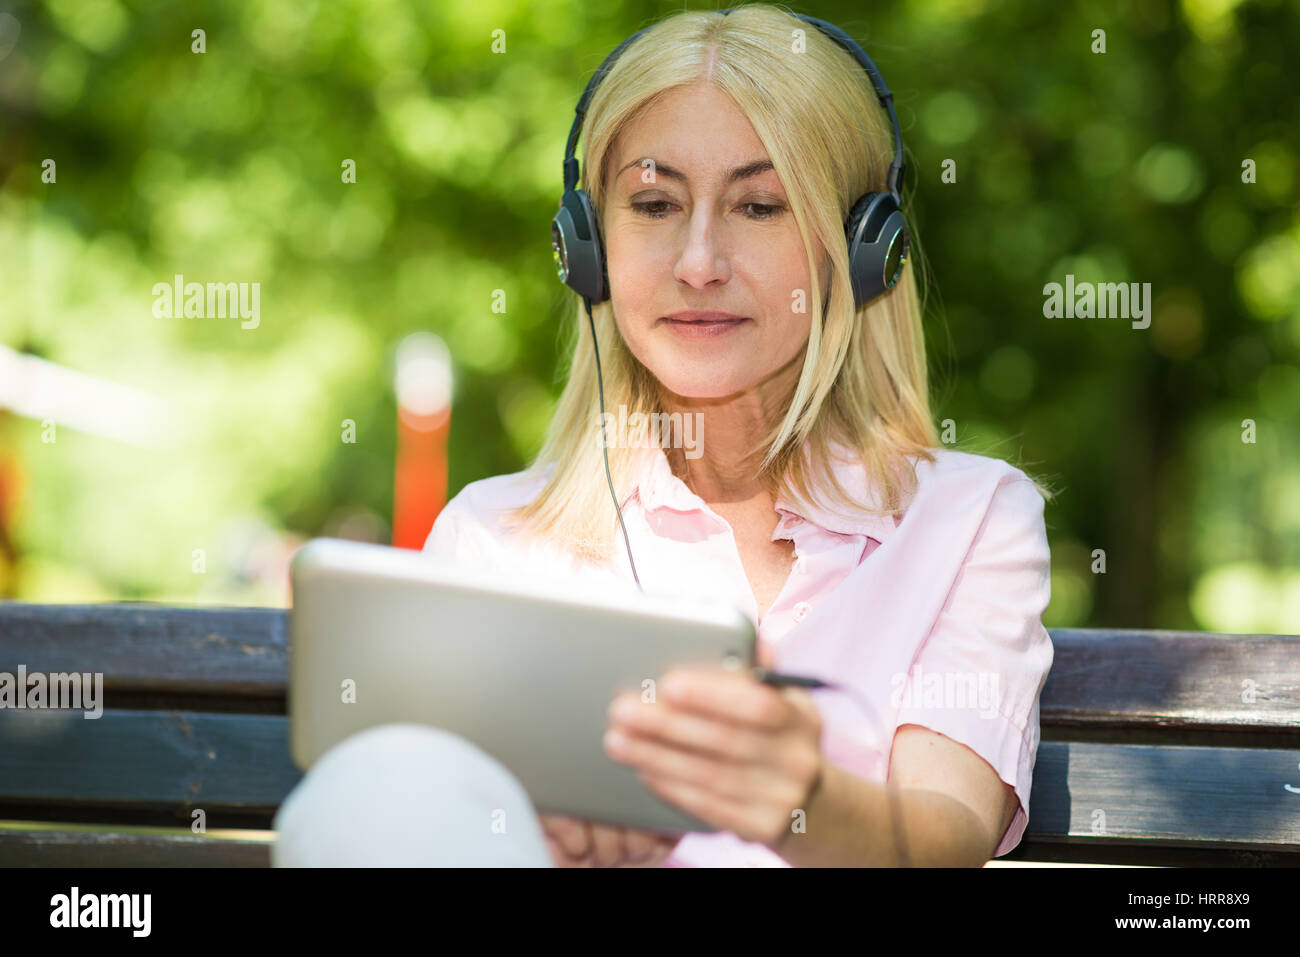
top-left (505, 3), bottom-right (1054, 563)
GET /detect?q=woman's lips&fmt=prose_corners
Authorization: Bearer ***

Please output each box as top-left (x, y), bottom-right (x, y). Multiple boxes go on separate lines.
top-left (658, 317), bottom-right (750, 339)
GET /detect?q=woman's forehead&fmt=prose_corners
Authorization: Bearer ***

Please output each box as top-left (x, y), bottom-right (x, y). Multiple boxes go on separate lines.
top-left (608, 85), bottom-right (772, 176)
top-left (614, 154), bottom-right (777, 187)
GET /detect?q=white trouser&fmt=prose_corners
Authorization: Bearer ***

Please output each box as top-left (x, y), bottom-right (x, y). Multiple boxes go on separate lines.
top-left (271, 724), bottom-right (553, 867)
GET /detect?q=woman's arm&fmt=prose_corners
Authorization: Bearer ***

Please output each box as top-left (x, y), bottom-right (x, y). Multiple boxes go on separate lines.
top-left (605, 666), bottom-right (1024, 867)
top-left (769, 724), bottom-right (1019, 867)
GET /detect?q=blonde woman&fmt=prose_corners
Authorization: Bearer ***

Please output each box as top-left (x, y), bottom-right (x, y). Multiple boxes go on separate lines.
top-left (273, 4), bottom-right (1054, 869)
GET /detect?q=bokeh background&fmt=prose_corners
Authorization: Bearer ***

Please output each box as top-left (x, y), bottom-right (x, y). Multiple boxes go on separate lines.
top-left (0, 0), bottom-right (1296, 634)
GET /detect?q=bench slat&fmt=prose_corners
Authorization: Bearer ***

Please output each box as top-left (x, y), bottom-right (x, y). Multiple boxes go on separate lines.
top-left (0, 602), bottom-right (285, 701)
top-left (2, 708), bottom-right (1298, 855)
top-left (2, 604), bottom-right (1297, 735)
top-left (0, 709), bottom-right (300, 828)
top-left (0, 828), bottom-right (271, 867)
top-left (1, 825), bottom-right (1292, 868)
top-left (1025, 740), bottom-right (1300, 848)
top-left (1045, 629), bottom-right (1300, 733)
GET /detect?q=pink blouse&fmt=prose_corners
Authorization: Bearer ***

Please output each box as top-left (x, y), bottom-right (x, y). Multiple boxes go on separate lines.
top-left (422, 442), bottom-right (1054, 866)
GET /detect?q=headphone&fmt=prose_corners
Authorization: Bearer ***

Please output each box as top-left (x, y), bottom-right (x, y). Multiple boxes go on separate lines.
top-left (549, 9), bottom-right (911, 592)
top-left (552, 9), bottom-right (911, 310)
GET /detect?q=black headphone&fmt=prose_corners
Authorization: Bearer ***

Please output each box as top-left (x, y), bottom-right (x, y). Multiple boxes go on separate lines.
top-left (551, 8), bottom-right (911, 311)
top-left (549, 10), bottom-right (912, 594)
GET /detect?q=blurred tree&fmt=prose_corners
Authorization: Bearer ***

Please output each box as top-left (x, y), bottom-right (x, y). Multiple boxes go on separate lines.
top-left (0, 0), bottom-right (1295, 632)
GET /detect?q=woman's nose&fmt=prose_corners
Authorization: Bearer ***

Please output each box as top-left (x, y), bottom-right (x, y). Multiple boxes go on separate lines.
top-left (671, 213), bottom-right (732, 289)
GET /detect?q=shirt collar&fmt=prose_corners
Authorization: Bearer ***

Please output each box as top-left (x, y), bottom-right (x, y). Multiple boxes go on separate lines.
top-left (620, 441), bottom-right (903, 544)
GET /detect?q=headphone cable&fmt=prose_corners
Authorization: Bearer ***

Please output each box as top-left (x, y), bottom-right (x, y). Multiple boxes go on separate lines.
top-left (584, 298), bottom-right (876, 700)
top-left (584, 306), bottom-right (903, 856)
top-left (585, 296), bottom-right (872, 696)
top-left (585, 295), bottom-right (644, 592)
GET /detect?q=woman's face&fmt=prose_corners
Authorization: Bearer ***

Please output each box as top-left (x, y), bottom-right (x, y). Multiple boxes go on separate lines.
top-left (601, 80), bottom-right (827, 401)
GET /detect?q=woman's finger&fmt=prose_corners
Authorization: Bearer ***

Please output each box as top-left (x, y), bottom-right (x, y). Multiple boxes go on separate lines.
top-left (543, 816), bottom-right (678, 866)
top-left (616, 834), bottom-right (679, 867)
top-left (544, 834), bottom-right (570, 866)
top-left (543, 815), bottom-right (591, 859)
top-left (621, 828), bottom-right (661, 862)
top-left (588, 822), bottom-right (626, 867)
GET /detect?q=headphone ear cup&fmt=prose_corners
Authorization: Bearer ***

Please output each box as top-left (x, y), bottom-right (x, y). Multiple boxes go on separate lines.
top-left (551, 189), bottom-right (609, 302)
top-left (844, 191), bottom-right (910, 309)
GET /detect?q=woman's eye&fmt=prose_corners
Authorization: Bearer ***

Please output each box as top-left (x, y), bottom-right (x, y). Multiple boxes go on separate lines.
top-left (631, 200), bottom-right (674, 219)
top-left (630, 201), bottom-right (785, 221)
top-left (742, 203), bottom-right (784, 221)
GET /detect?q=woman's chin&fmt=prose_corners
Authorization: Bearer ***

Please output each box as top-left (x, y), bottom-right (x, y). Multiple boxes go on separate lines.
top-left (650, 367), bottom-right (758, 401)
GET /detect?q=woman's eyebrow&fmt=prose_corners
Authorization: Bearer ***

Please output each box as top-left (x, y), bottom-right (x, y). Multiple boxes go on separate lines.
top-left (618, 156), bottom-right (775, 186)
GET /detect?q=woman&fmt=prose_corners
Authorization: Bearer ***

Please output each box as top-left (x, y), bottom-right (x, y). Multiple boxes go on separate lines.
top-left (273, 4), bottom-right (1054, 868)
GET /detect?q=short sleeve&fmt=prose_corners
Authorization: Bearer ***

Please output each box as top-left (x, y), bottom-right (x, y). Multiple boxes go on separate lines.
top-left (891, 476), bottom-right (1054, 858)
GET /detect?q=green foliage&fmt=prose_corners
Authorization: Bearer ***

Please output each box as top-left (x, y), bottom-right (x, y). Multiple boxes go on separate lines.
top-left (0, 0), bottom-right (1296, 631)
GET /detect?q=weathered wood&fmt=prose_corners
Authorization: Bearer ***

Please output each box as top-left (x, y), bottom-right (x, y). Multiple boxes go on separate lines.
top-left (1023, 740), bottom-right (1300, 848)
top-left (2, 604), bottom-right (1297, 735)
top-left (1044, 629), bottom-right (1300, 737)
top-left (0, 828), bottom-right (271, 867)
top-left (1002, 840), bottom-right (1299, 867)
top-left (0, 601), bottom-right (286, 708)
top-left (2, 602), bottom-right (1299, 865)
top-left (0, 709), bottom-right (300, 829)
top-left (2, 708), bottom-right (1299, 856)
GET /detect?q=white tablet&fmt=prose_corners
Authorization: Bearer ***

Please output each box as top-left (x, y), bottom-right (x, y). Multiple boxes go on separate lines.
top-left (287, 537), bottom-right (756, 835)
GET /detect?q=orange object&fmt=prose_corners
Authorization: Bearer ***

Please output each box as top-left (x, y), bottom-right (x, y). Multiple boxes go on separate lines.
top-left (393, 404), bottom-right (450, 549)
top-left (0, 412), bottom-right (22, 596)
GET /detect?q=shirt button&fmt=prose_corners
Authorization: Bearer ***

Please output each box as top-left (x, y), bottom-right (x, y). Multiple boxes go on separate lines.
top-left (792, 601), bottom-right (811, 622)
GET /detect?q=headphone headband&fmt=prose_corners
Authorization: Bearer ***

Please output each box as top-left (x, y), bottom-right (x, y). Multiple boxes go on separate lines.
top-left (561, 8), bottom-right (906, 199)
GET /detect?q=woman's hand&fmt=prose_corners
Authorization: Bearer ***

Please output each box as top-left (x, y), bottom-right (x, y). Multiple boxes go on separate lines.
top-left (603, 664), bottom-right (825, 852)
top-left (539, 814), bottom-right (679, 867)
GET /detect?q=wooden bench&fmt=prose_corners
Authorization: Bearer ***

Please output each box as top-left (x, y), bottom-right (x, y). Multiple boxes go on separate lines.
top-left (1, 601), bottom-right (1297, 866)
